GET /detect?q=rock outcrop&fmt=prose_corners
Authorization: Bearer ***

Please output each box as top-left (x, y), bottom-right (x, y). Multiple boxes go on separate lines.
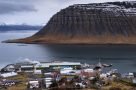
top-left (5, 1), bottom-right (136, 44)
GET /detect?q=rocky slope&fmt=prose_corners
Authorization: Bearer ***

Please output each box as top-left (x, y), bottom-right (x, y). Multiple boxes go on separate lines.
top-left (5, 1), bottom-right (136, 44)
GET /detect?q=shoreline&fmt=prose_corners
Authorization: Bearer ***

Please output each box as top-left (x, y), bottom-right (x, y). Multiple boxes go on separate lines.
top-left (3, 39), bottom-right (136, 46)
top-left (3, 33), bottom-right (136, 45)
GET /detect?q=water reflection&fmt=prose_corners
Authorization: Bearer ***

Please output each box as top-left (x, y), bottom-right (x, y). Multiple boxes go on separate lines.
top-left (0, 31), bottom-right (136, 73)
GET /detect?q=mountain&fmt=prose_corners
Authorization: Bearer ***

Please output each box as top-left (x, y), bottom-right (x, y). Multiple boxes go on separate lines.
top-left (0, 25), bottom-right (42, 31)
top-left (4, 1), bottom-right (136, 44)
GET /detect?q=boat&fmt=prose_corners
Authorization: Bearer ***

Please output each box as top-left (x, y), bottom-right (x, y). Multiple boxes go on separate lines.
top-left (102, 64), bottom-right (112, 67)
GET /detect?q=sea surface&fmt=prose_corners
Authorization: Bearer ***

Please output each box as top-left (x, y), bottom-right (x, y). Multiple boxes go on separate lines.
top-left (0, 30), bottom-right (136, 73)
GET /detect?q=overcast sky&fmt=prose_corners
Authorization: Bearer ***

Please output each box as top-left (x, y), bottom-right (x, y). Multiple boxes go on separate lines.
top-left (0, 0), bottom-right (134, 25)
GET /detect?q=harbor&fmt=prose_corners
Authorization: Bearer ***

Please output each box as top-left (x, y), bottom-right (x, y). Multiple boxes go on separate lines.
top-left (0, 59), bottom-right (136, 90)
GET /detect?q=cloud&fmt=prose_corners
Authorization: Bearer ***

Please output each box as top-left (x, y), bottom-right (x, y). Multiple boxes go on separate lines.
top-left (0, 0), bottom-right (134, 25)
top-left (0, 0), bottom-right (37, 14)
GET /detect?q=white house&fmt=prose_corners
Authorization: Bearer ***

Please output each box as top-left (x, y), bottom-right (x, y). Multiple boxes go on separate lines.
top-left (0, 72), bottom-right (18, 78)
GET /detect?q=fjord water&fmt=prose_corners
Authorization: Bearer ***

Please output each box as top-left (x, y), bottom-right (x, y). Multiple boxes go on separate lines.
top-left (0, 30), bottom-right (136, 73)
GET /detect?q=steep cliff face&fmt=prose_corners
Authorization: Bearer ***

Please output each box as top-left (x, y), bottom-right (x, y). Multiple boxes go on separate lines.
top-left (5, 1), bottom-right (136, 44)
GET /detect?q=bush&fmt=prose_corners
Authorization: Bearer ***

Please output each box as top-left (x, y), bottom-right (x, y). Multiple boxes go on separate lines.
top-left (109, 87), bottom-right (121, 90)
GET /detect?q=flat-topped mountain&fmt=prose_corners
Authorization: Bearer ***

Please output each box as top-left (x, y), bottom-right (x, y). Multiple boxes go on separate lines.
top-left (0, 25), bottom-right (42, 31)
top-left (4, 1), bottom-right (136, 44)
